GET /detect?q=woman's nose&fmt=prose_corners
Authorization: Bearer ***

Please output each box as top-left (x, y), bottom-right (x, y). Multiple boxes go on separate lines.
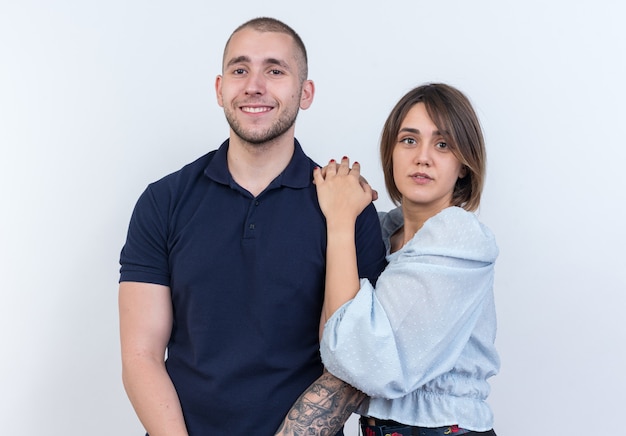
top-left (414, 145), bottom-right (432, 166)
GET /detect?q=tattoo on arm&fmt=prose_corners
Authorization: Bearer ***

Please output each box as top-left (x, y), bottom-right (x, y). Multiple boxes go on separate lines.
top-left (275, 370), bottom-right (367, 436)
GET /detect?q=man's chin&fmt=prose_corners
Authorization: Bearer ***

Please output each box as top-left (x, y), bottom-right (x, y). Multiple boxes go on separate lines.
top-left (233, 127), bottom-right (292, 145)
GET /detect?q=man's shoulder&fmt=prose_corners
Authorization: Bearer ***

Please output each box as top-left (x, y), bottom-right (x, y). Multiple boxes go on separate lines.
top-left (160, 150), bottom-right (216, 181)
top-left (145, 150), bottom-right (218, 193)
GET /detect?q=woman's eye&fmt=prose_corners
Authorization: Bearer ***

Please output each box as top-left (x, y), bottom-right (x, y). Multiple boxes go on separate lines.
top-left (436, 141), bottom-right (448, 149)
top-left (400, 137), bottom-right (416, 145)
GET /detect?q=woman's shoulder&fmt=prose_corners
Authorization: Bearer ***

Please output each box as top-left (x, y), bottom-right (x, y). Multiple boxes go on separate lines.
top-left (408, 207), bottom-right (498, 262)
top-left (378, 206), bottom-right (403, 225)
top-left (426, 206), bottom-right (494, 237)
top-left (378, 206), bottom-right (404, 245)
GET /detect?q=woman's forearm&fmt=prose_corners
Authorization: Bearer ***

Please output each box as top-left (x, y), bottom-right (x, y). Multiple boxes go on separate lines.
top-left (275, 371), bottom-right (367, 436)
top-left (313, 159), bottom-right (370, 322)
top-left (323, 222), bottom-right (361, 321)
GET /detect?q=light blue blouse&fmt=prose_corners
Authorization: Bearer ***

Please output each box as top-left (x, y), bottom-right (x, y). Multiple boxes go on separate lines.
top-left (320, 206), bottom-right (500, 431)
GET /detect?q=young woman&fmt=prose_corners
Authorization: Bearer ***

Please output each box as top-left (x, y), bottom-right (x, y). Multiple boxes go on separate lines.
top-left (276, 83), bottom-right (499, 436)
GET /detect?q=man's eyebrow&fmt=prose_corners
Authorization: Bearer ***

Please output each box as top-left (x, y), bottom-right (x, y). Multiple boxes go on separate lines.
top-left (225, 55), bottom-right (250, 68)
top-left (265, 57), bottom-right (291, 70)
top-left (225, 56), bottom-right (291, 70)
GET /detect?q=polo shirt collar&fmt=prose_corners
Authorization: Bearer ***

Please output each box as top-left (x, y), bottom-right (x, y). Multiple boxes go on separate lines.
top-left (204, 139), bottom-right (312, 190)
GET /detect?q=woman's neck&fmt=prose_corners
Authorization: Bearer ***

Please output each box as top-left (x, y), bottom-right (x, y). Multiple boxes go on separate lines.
top-left (391, 202), bottom-right (450, 252)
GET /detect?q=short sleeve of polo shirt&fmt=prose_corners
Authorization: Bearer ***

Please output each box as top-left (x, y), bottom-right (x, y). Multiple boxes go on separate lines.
top-left (119, 182), bottom-right (171, 286)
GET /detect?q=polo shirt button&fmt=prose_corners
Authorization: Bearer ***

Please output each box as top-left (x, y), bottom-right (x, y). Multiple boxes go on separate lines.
top-left (255, 201), bottom-right (259, 206)
top-left (249, 224), bottom-right (255, 230)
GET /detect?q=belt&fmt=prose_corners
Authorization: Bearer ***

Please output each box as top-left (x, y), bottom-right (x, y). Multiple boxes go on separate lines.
top-left (360, 417), bottom-right (469, 436)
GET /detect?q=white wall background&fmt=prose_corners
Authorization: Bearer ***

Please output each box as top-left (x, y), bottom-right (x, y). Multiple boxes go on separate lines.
top-left (1, 1), bottom-right (624, 435)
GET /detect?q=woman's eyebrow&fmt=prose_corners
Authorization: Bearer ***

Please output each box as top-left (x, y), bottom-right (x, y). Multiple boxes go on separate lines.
top-left (399, 127), bottom-right (421, 135)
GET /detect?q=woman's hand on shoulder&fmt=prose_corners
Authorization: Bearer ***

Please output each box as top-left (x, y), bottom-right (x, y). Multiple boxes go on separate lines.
top-left (313, 157), bottom-right (373, 224)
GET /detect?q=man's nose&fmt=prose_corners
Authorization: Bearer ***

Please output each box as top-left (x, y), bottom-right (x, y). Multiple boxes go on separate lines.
top-left (244, 71), bottom-right (265, 95)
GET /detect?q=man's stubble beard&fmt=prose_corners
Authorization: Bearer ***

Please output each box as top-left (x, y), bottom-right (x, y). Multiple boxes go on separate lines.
top-left (223, 102), bottom-right (300, 146)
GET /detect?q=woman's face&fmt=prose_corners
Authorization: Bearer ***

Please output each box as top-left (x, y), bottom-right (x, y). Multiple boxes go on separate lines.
top-left (392, 102), bottom-right (465, 213)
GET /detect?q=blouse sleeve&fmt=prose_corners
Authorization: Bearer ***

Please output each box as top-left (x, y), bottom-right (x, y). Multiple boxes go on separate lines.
top-left (320, 207), bottom-right (498, 399)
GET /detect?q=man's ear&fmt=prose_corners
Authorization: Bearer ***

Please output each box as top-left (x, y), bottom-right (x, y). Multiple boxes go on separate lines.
top-left (299, 80), bottom-right (315, 110)
top-left (215, 75), bottom-right (224, 107)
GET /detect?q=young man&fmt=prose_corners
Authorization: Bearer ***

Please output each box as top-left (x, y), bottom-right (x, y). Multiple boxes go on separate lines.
top-left (118, 17), bottom-right (386, 435)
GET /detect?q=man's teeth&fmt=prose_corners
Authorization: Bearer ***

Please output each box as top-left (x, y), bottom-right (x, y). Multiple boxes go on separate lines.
top-left (243, 107), bottom-right (270, 113)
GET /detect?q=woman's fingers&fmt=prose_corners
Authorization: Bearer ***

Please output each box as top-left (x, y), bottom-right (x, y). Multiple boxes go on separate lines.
top-left (325, 159), bottom-right (338, 176)
top-left (315, 157), bottom-right (363, 182)
top-left (337, 156), bottom-right (351, 175)
top-left (313, 165), bottom-right (324, 185)
top-left (313, 159), bottom-right (337, 185)
top-left (335, 157), bottom-right (359, 177)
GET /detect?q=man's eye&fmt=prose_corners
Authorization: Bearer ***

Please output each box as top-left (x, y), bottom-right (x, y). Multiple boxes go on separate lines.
top-left (269, 69), bottom-right (283, 75)
top-left (234, 68), bottom-right (246, 75)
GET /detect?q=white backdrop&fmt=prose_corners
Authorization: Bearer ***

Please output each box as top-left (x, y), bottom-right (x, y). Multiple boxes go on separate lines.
top-left (1, 1), bottom-right (625, 435)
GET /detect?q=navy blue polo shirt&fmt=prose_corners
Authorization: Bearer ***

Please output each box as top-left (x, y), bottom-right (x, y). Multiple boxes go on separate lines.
top-left (120, 139), bottom-right (386, 435)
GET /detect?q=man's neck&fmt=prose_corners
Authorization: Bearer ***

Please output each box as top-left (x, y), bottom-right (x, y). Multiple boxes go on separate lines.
top-left (227, 135), bottom-right (295, 197)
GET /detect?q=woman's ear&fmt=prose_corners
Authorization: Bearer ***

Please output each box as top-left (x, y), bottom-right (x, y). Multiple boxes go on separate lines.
top-left (459, 165), bottom-right (468, 179)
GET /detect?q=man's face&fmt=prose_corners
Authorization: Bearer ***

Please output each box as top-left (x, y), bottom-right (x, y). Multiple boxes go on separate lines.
top-left (216, 28), bottom-right (313, 145)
